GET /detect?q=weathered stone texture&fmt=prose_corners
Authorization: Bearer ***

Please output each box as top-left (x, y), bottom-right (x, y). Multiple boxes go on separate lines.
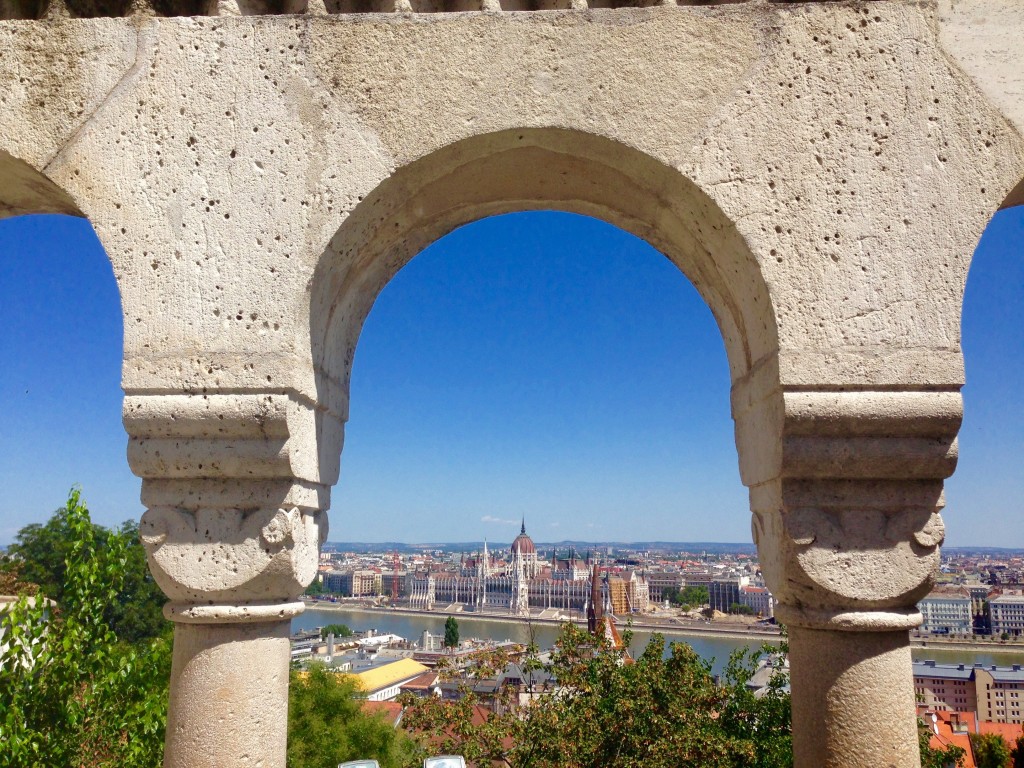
top-left (2, 1), bottom-right (1023, 767)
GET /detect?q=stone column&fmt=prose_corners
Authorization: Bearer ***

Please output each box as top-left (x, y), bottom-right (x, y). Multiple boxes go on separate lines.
top-left (735, 383), bottom-right (961, 768)
top-left (125, 393), bottom-right (335, 768)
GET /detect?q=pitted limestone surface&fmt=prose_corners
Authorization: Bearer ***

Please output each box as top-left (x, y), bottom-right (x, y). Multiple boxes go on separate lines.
top-left (2, 2), bottom-right (1023, 767)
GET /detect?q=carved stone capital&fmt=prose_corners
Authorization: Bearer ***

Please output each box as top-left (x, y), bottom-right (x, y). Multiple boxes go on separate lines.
top-left (140, 505), bottom-right (326, 606)
top-left (737, 388), bottom-right (961, 631)
top-left (125, 391), bottom-right (339, 616)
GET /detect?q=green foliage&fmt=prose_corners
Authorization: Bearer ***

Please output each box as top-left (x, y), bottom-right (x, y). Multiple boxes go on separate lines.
top-left (287, 664), bottom-right (419, 768)
top-left (971, 732), bottom-right (1013, 768)
top-left (0, 488), bottom-right (170, 768)
top-left (1, 500), bottom-right (167, 643)
top-left (660, 586), bottom-right (709, 609)
top-left (444, 616), bottom-right (459, 649)
top-left (729, 603), bottom-right (756, 616)
top-left (321, 623), bottom-right (354, 639)
top-left (680, 585), bottom-right (710, 608)
top-left (917, 720), bottom-right (966, 768)
top-left (304, 577), bottom-right (324, 596)
top-left (400, 623), bottom-right (792, 768)
top-left (1010, 734), bottom-right (1024, 768)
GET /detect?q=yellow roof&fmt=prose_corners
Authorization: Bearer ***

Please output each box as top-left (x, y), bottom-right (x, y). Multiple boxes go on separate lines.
top-left (352, 658), bottom-right (429, 694)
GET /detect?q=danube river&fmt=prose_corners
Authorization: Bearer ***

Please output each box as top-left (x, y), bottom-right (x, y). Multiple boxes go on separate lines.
top-left (293, 607), bottom-right (1024, 676)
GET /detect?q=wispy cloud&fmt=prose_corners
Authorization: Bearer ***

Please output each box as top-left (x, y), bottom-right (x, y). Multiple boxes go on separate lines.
top-left (549, 522), bottom-right (561, 528)
top-left (481, 515), bottom-right (518, 525)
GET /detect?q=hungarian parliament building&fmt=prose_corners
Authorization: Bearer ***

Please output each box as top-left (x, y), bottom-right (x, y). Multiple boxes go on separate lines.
top-left (407, 521), bottom-right (651, 618)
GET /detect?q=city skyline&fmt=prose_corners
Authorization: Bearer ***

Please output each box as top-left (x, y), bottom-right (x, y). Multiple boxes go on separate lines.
top-left (1, 209), bottom-right (1022, 546)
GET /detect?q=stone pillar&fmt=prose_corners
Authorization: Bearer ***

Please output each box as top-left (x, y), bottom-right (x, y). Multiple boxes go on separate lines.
top-left (125, 392), bottom-right (335, 768)
top-left (735, 384), bottom-right (961, 768)
top-left (163, 616), bottom-right (294, 768)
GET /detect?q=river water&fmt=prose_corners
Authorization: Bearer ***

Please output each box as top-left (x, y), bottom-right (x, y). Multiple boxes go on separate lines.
top-left (294, 607), bottom-right (1024, 676)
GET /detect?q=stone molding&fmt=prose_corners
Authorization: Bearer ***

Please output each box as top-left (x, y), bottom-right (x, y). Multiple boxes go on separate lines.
top-left (745, 388), bottom-right (960, 631)
top-left (140, 505), bottom-right (325, 605)
top-left (0, 0), bottom-right (806, 21)
top-left (164, 599), bottom-right (306, 624)
top-left (126, 392), bottom-right (331, 613)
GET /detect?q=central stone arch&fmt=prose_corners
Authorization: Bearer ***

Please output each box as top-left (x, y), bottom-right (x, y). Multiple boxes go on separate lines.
top-left (308, 127), bottom-right (779, 447)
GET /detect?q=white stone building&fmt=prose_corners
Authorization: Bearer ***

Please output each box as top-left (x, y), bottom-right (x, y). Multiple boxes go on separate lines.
top-left (739, 584), bottom-right (776, 618)
top-left (917, 587), bottom-right (973, 635)
top-left (990, 594), bottom-right (1024, 637)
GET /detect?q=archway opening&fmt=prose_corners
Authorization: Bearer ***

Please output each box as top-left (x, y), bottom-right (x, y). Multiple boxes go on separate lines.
top-left (0, 212), bottom-right (138, 537)
top-left (333, 210), bottom-right (747, 548)
top-left (951, 201), bottom-right (1024, 552)
top-left (300, 133), bottom-right (788, 737)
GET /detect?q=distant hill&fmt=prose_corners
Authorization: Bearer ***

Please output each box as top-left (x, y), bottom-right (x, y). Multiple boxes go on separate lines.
top-left (324, 541), bottom-right (759, 555)
top-left (943, 546), bottom-right (1024, 556)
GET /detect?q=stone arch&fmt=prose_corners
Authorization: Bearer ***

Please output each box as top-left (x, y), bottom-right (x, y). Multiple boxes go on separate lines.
top-left (309, 127), bottom-right (779, 439)
top-left (0, 149), bottom-right (83, 219)
top-left (1000, 177), bottom-right (1024, 211)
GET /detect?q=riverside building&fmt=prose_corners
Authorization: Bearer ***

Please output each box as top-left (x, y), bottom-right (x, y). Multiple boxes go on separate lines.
top-left (913, 661), bottom-right (1024, 726)
top-left (408, 521), bottom-right (650, 617)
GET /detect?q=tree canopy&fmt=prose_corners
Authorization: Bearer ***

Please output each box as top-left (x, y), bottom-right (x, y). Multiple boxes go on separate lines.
top-left (321, 622), bottom-right (355, 639)
top-left (971, 732), bottom-right (1012, 768)
top-left (400, 622), bottom-right (791, 768)
top-left (1, 495), bottom-right (167, 643)
top-left (662, 585), bottom-right (710, 610)
top-left (444, 616), bottom-right (460, 649)
top-left (288, 664), bottom-right (419, 768)
top-left (0, 488), bottom-right (170, 768)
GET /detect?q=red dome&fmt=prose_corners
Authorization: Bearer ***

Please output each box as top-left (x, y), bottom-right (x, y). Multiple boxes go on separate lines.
top-left (511, 520), bottom-right (536, 555)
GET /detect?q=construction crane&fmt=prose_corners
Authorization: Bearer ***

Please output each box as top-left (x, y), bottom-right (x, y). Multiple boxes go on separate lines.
top-left (391, 550), bottom-right (401, 603)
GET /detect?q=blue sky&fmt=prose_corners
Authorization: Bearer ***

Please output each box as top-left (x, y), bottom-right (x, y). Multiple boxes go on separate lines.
top-left (0, 209), bottom-right (1021, 546)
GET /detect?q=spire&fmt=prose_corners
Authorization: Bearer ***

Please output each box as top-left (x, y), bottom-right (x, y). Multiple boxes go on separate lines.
top-left (587, 563), bottom-right (602, 635)
top-left (521, 517), bottom-right (526, 535)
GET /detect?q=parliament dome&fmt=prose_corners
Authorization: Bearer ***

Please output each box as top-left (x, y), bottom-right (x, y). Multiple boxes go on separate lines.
top-left (511, 520), bottom-right (536, 556)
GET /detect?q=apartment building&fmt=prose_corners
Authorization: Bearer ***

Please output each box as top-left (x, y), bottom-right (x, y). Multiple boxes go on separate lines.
top-left (913, 661), bottom-right (1024, 725)
top-left (976, 666), bottom-right (1024, 725)
top-left (913, 661), bottom-right (979, 713)
top-left (990, 594), bottom-right (1024, 637)
top-left (918, 587), bottom-right (973, 635)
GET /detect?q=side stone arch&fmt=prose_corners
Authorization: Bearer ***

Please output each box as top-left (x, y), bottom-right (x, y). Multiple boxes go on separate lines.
top-left (0, 149), bottom-right (83, 217)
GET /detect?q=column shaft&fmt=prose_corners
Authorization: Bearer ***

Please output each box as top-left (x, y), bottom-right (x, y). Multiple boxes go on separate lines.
top-left (164, 620), bottom-right (291, 768)
top-left (789, 626), bottom-right (920, 768)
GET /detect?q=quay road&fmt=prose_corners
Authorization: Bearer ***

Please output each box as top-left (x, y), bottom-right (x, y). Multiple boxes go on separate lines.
top-left (294, 600), bottom-right (1024, 674)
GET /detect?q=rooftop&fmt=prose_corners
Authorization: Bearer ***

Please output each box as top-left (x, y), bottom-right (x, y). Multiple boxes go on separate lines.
top-left (352, 658), bottom-right (430, 695)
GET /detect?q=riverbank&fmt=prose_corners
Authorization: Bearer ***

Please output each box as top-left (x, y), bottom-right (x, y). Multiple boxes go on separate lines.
top-left (302, 599), bottom-right (1024, 654)
top-left (910, 636), bottom-right (1024, 655)
top-left (302, 599), bottom-right (784, 644)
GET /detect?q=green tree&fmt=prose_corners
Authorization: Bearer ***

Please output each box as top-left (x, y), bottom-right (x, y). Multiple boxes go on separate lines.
top-left (401, 623), bottom-right (792, 768)
top-left (918, 720), bottom-right (966, 768)
top-left (1, 501), bottom-right (167, 643)
top-left (0, 488), bottom-right (170, 768)
top-left (971, 732), bottom-right (1012, 768)
top-left (729, 602), bottom-right (756, 616)
top-left (321, 623), bottom-right (354, 639)
top-left (444, 616), bottom-right (459, 649)
top-left (676, 586), bottom-right (709, 609)
top-left (1010, 734), bottom-right (1024, 768)
top-left (287, 664), bottom-right (419, 768)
